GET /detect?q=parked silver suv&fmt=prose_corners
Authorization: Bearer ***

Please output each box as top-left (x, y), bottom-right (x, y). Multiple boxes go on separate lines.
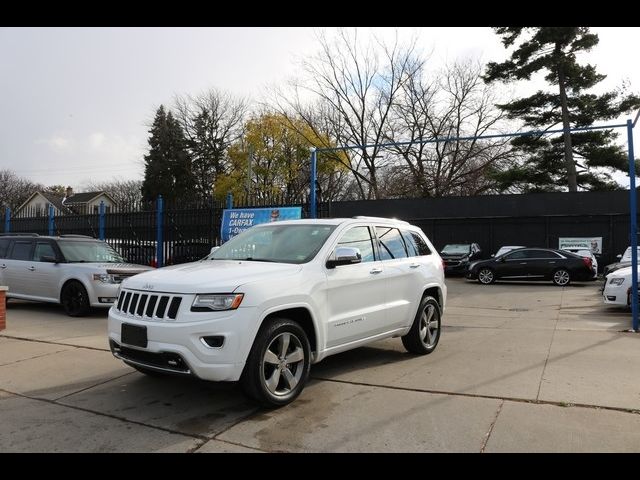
top-left (0, 234), bottom-right (154, 316)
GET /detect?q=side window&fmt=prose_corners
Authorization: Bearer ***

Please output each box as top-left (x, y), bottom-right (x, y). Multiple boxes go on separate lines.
top-left (0, 238), bottom-right (10, 258)
top-left (34, 242), bottom-right (56, 262)
top-left (376, 226), bottom-right (408, 260)
top-left (528, 249), bottom-right (560, 259)
top-left (9, 241), bottom-right (34, 261)
top-left (336, 226), bottom-right (375, 263)
top-left (504, 250), bottom-right (528, 260)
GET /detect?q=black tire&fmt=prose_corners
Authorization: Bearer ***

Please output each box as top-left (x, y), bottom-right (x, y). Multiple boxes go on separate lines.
top-left (477, 267), bottom-right (496, 285)
top-left (402, 295), bottom-right (441, 355)
top-left (552, 268), bottom-right (571, 286)
top-left (240, 318), bottom-right (311, 408)
top-left (60, 281), bottom-right (91, 317)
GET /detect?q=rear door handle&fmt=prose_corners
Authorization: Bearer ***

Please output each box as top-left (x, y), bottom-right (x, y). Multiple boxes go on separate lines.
top-left (27, 266), bottom-right (36, 271)
top-left (0, 264), bottom-right (6, 269)
top-left (369, 268), bottom-right (383, 274)
top-left (409, 263), bottom-right (421, 269)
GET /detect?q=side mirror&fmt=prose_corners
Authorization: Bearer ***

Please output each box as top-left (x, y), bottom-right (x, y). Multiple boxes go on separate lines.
top-left (617, 254), bottom-right (622, 260)
top-left (210, 246), bottom-right (220, 255)
top-left (326, 247), bottom-right (362, 269)
top-left (40, 255), bottom-right (58, 263)
top-left (491, 254), bottom-right (495, 257)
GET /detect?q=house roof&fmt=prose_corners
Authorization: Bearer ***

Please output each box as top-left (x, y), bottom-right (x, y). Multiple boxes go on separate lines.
top-left (64, 191), bottom-right (107, 204)
top-left (15, 191), bottom-right (70, 214)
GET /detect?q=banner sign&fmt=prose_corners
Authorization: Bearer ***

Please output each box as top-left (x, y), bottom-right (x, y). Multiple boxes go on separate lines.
top-left (221, 207), bottom-right (302, 242)
top-left (558, 237), bottom-right (602, 254)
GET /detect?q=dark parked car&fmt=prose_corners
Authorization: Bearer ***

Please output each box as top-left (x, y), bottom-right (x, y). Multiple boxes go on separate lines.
top-left (466, 247), bottom-right (595, 286)
top-left (440, 243), bottom-right (482, 275)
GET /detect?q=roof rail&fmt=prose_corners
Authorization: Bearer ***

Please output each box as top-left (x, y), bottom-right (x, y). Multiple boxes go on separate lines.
top-left (59, 234), bottom-right (94, 238)
top-left (352, 216), bottom-right (409, 225)
top-left (0, 232), bottom-right (39, 236)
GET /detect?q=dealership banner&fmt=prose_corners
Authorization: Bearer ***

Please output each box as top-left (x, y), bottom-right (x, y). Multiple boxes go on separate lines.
top-left (558, 237), bottom-right (602, 254)
top-left (221, 207), bottom-right (302, 241)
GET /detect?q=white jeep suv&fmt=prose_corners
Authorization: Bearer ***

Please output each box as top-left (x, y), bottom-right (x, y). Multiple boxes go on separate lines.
top-left (108, 218), bottom-right (446, 407)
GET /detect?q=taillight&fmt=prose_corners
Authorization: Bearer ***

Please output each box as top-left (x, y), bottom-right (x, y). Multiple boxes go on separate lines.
top-left (582, 257), bottom-right (592, 269)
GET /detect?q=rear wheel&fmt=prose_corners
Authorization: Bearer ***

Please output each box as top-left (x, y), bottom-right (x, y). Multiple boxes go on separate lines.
top-left (240, 318), bottom-right (311, 408)
top-left (61, 281), bottom-right (90, 317)
top-left (402, 296), bottom-right (441, 354)
top-left (478, 267), bottom-right (495, 285)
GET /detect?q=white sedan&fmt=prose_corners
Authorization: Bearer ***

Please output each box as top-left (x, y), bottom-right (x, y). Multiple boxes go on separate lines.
top-left (603, 266), bottom-right (640, 307)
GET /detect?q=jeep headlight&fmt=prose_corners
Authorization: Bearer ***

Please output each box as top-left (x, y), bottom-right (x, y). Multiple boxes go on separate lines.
top-left (93, 273), bottom-right (118, 284)
top-left (609, 278), bottom-right (625, 286)
top-left (192, 293), bottom-right (244, 311)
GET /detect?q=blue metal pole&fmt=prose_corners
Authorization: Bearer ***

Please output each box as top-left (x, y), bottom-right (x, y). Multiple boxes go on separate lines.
top-left (48, 205), bottom-right (54, 236)
top-left (226, 192), bottom-right (233, 210)
top-left (98, 201), bottom-right (105, 241)
top-left (628, 119), bottom-right (638, 331)
top-left (310, 148), bottom-right (317, 219)
top-left (156, 195), bottom-right (164, 268)
top-left (4, 207), bottom-right (10, 233)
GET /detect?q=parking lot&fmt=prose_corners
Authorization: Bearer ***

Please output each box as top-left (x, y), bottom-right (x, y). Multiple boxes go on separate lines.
top-left (1, 277), bottom-right (640, 452)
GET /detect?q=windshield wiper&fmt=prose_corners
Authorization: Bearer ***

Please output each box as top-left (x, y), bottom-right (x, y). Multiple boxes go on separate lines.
top-left (238, 257), bottom-right (275, 262)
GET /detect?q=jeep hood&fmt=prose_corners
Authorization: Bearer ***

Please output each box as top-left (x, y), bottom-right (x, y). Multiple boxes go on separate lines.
top-left (121, 260), bottom-right (302, 293)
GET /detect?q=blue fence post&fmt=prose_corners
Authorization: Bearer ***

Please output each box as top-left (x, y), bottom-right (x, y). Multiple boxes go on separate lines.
top-left (226, 192), bottom-right (233, 210)
top-left (310, 147), bottom-right (317, 219)
top-left (99, 201), bottom-right (105, 241)
top-left (156, 195), bottom-right (164, 268)
top-left (48, 205), bottom-right (54, 236)
top-left (4, 207), bottom-right (10, 233)
top-left (627, 119), bottom-right (638, 331)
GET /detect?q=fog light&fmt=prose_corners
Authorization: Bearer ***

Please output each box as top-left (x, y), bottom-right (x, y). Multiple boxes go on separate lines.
top-left (201, 336), bottom-right (225, 348)
top-left (99, 297), bottom-right (117, 303)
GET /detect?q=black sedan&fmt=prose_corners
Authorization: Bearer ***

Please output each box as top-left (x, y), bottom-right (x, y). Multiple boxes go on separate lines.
top-left (466, 248), bottom-right (595, 286)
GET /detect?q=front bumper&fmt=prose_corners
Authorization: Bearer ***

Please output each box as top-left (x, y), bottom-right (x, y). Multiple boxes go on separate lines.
top-left (107, 303), bottom-right (258, 382)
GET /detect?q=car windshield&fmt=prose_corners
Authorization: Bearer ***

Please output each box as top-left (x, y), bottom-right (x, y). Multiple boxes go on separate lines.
top-left (210, 224), bottom-right (337, 264)
top-left (441, 244), bottom-right (471, 255)
top-left (621, 247), bottom-right (640, 262)
top-left (58, 240), bottom-right (125, 263)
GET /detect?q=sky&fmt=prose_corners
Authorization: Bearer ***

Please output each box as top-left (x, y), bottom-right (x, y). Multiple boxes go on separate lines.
top-left (1, 27), bottom-right (639, 190)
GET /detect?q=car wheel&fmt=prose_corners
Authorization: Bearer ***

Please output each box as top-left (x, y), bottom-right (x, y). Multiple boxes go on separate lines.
top-left (240, 318), bottom-right (311, 408)
top-left (61, 281), bottom-right (91, 317)
top-left (478, 267), bottom-right (495, 285)
top-left (401, 296), bottom-right (441, 355)
top-left (552, 268), bottom-right (571, 286)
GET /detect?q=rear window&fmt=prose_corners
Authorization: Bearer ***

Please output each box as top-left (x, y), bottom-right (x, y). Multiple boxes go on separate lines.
top-left (402, 230), bottom-right (431, 257)
top-left (10, 241), bottom-right (34, 260)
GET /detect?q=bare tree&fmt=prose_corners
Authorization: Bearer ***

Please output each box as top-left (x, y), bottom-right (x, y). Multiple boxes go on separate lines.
top-left (274, 29), bottom-right (423, 200)
top-left (384, 60), bottom-right (514, 197)
top-left (174, 89), bottom-right (248, 199)
top-left (84, 178), bottom-right (144, 207)
top-left (0, 169), bottom-right (43, 211)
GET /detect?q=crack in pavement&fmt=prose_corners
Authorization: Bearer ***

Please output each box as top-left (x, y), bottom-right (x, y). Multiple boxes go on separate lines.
top-left (480, 400), bottom-right (504, 453)
top-left (0, 347), bottom-right (72, 367)
top-left (0, 334), bottom-right (109, 352)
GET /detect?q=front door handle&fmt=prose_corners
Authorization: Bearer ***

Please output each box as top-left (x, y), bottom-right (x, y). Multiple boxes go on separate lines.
top-left (409, 263), bottom-right (421, 269)
top-left (369, 267), bottom-right (383, 274)
top-left (0, 264), bottom-right (6, 269)
top-left (519, 262), bottom-right (527, 264)
top-left (27, 266), bottom-right (36, 271)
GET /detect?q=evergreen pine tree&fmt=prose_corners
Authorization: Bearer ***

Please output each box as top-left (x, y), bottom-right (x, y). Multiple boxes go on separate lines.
top-left (484, 27), bottom-right (640, 192)
top-left (141, 106), bottom-right (194, 203)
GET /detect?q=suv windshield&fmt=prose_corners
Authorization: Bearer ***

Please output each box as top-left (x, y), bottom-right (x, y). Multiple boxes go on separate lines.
top-left (58, 240), bottom-right (125, 263)
top-left (211, 224), bottom-right (337, 264)
top-left (441, 244), bottom-right (471, 255)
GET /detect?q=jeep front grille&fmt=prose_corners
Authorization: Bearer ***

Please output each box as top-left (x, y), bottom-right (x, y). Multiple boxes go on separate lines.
top-left (115, 289), bottom-right (182, 320)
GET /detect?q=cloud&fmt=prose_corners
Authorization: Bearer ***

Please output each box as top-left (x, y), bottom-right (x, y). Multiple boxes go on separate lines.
top-left (88, 132), bottom-right (105, 149)
top-left (36, 134), bottom-right (74, 152)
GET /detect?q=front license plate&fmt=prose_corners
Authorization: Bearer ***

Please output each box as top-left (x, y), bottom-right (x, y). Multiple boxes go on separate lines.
top-left (121, 323), bottom-right (147, 348)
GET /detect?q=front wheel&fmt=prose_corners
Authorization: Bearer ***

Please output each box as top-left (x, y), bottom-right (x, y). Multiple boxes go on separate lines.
top-left (552, 268), bottom-right (571, 286)
top-left (240, 318), bottom-right (311, 408)
top-left (61, 281), bottom-right (90, 317)
top-left (402, 296), bottom-right (441, 355)
top-left (478, 267), bottom-right (495, 285)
